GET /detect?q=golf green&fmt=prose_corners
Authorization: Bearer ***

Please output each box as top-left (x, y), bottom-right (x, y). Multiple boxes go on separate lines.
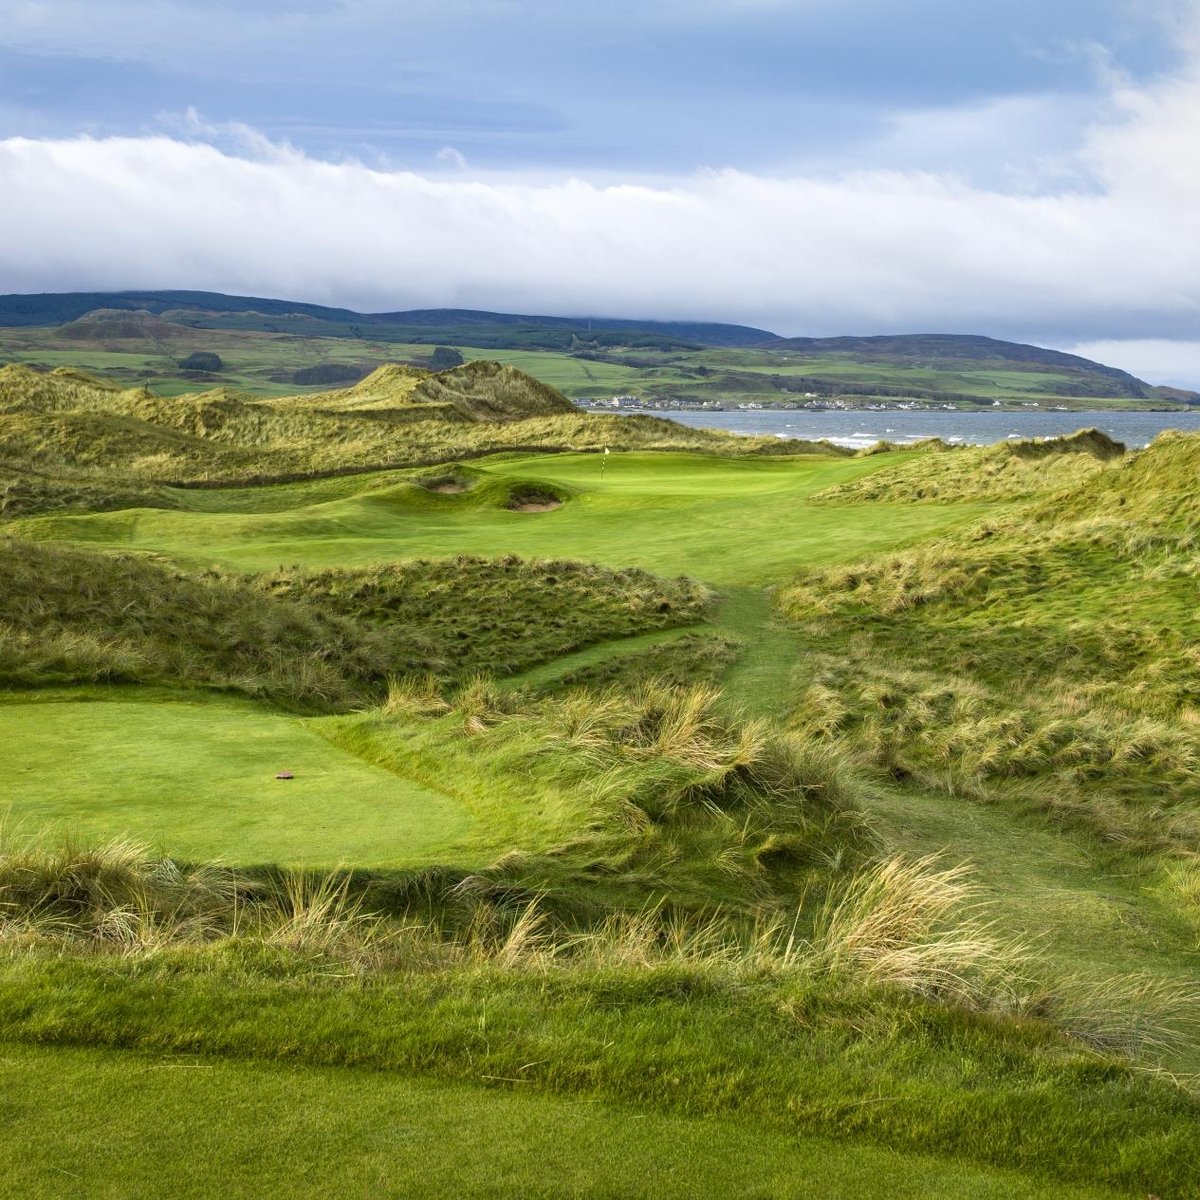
top-left (0, 697), bottom-right (472, 867)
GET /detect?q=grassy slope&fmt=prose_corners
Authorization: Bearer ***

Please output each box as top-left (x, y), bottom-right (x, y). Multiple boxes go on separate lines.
top-left (0, 537), bottom-right (712, 704)
top-left (778, 435), bottom-right (1200, 851)
top-left (773, 435), bottom-right (1200, 1069)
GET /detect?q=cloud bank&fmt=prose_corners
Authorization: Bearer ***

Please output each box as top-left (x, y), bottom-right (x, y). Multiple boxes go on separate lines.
top-left (2, 13), bottom-right (1200, 382)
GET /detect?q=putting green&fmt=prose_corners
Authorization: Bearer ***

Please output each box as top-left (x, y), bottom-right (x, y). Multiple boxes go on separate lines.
top-left (0, 697), bottom-right (472, 867)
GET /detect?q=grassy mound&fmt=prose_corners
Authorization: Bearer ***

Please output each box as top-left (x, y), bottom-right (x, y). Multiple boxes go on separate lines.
top-left (0, 362), bottom-right (834, 515)
top-left (778, 432), bottom-right (1200, 850)
top-left (814, 428), bottom-right (1125, 504)
top-left (0, 362), bottom-right (132, 412)
top-left (0, 539), bottom-right (409, 708)
top-left (0, 539), bottom-right (712, 705)
top-left (408, 359), bottom-right (578, 419)
top-left (257, 556), bottom-right (712, 681)
top-left (351, 678), bottom-right (873, 916)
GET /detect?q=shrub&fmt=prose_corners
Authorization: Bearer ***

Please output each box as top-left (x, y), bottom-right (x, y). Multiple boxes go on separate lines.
top-left (178, 352), bottom-right (223, 372)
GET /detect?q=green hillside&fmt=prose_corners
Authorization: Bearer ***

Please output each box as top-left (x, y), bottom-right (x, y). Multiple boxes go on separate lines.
top-left (0, 289), bottom-right (776, 348)
top-left (0, 289), bottom-right (1191, 410)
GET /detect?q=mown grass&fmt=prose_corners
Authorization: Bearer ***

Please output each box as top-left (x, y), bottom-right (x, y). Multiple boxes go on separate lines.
top-left (0, 692), bottom-right (472, 867)
top-left (10, 451), bottom-right (989, 587)
top-left (6, 1044), bottom-right (1125, 1200)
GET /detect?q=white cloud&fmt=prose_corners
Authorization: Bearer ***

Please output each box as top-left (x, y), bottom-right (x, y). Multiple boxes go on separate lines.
top-left (435, 146), bottom-right (470, 170)
top-left (853, 92), bottom-right (1102, 190)
top-left (1061, 340), bottom-right (1200, 390)
top-left (2, 13), bottom-right (1200, 357)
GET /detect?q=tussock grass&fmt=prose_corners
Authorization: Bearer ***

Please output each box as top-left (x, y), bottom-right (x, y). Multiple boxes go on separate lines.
top-left (806, 855), bottom-right (1029, 1008)
top-left (259, 554), bottom-right (712, 682)
top-left (0, 538), bottom-right (401, 707)
top-left (3, 803), bottom-right (1197, 1194)
top-left (474, 680), bottom-right (866, 830)
top-left (0, 539), bottom-right (713, 704)
top-left (0, 833), bottom-right (237, 947)
top-left (814, 428), bottom-right (1124, 504)
top-left (779, 431), bottom-right (1200, 851)
top-left (320, 679), bottom-right (874, 916)
top-left (2, 830), bottom-right (1192, 1069)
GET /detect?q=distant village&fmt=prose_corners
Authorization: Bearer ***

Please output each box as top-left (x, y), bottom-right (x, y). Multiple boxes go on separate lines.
top-left (574, 395), bottom-right (1058, 414)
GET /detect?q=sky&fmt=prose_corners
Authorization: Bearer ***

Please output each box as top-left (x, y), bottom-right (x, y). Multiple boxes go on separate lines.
top-left (2, 0), bottom-right (1200, 385)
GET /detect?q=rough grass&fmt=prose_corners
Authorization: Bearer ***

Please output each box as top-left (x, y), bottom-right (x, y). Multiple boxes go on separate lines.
top-left (2, 832), bottom-right (1198, 1196)
top-left (0, 538), bottom-right (408, 707)
top-left (257, 554), bottom-right (712, 680)
top-left (814, 428), bottom-right (1125, 504)
top-left (4, 826), bottom-right (1196, 1071)
top-left (779, 431), bottom-right (1200, 852)
top-left (0, 539), bottom-right (713, 705)
top-left (533, 630), bottom-right (742, 693)
top-left (329, 679), bottom-right (874, 917)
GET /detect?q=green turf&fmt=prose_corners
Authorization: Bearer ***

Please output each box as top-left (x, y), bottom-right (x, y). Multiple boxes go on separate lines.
top-left (16, 452), bottom-right (991, 586)
top-left (0, 695), bottom-right (471, 868)
top-left (0, 1043), bottom-right (1120, 1200)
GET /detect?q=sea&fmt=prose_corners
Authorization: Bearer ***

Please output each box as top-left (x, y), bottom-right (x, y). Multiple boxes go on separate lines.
top-left (620, 408), bottom-right (1200, 451)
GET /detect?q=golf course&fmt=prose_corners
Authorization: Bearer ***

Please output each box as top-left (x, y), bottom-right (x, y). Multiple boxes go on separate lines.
top-left (2, 359), bottom-right (1199, 1197)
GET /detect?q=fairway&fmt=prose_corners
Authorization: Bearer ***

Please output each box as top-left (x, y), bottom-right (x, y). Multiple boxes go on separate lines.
top-left (0, 697), bottom-right (472, 867)
top-left (16, 451), bottom-right (990, 583)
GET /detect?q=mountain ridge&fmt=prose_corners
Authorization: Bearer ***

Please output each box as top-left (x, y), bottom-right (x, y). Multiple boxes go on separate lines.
top-left (0, 290), bottom-right (1191, 403)
top-left (0, 291), bottom-right (776, 350)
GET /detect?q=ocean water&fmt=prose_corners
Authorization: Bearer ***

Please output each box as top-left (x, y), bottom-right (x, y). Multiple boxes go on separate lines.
top-left (627, 408), bottom-right (1200, 450)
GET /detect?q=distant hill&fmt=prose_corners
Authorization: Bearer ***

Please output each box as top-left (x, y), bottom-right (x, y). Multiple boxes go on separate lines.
top-left (1, 291), bottom-right (1191, 405)
top-left (0, 291), bottom-right (776, 350)
top-left (771, 333), bottom-right (1156, 400)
